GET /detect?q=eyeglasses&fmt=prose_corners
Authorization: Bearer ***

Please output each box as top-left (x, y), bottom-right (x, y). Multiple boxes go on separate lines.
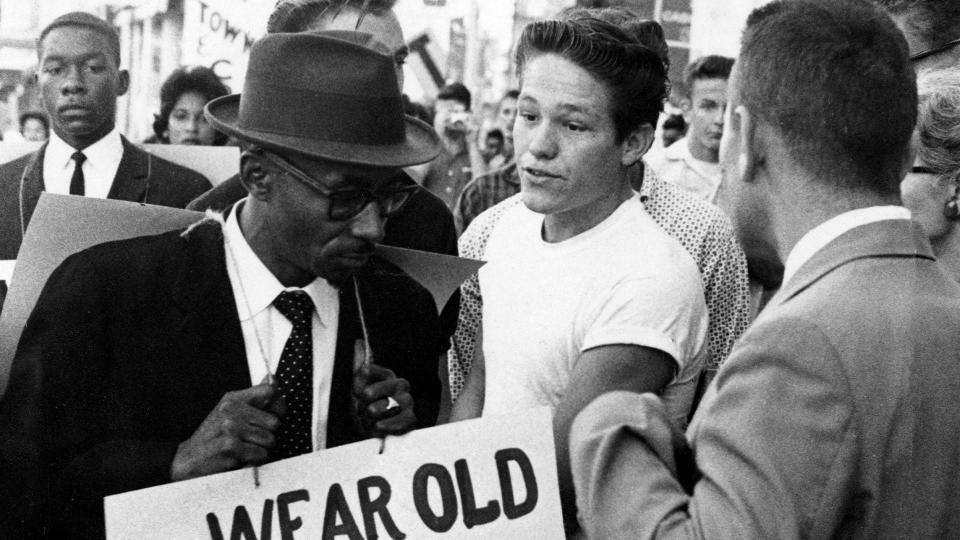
top-left (910, 37), bottom-right (960, 63)
top-left (259, 150), bottom-right (417, 221)
top-left (910, 166), bottom-right (939, 175)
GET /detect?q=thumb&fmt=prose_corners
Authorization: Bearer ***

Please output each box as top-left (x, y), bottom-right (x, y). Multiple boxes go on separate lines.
top-left (245, 381), bottom-right (279, 409)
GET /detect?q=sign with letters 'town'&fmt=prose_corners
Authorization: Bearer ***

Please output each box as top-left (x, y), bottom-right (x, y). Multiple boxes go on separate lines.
top-left (105, 409), bottom-right (563, 539)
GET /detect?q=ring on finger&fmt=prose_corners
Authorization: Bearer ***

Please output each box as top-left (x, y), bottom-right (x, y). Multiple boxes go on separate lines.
top-left (385, 396), bottom-right (400, 411)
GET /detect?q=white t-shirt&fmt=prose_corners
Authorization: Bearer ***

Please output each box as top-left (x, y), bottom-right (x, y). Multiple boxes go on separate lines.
top-left (646, 137), bottom-right (722, 203)
top-left (479, 197), bottom-right (709, 427)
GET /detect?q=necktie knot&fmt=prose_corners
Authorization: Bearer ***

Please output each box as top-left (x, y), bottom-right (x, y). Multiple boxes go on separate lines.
top-left (274, 290), bottom-right (313, 326)
top-left (69, 151), bottom-right (86, 196)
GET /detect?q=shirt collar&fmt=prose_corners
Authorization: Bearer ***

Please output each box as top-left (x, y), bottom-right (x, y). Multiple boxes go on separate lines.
top-left (47, 126), bottom-right (122, 169)
top-left (782, 205), bottom-right (912, 285)
top-left (223, 201), bottom-right (338, 325)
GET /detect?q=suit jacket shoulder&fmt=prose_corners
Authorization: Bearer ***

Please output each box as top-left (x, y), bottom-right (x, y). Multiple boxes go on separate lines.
top-left (117, 137), bottom-right (213, 208)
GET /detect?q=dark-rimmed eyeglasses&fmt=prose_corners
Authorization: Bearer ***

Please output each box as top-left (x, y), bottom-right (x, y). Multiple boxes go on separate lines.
top-left (910, 38), bottom-right (960, 63)
top-left (259, 150), bottom-right (417, 221)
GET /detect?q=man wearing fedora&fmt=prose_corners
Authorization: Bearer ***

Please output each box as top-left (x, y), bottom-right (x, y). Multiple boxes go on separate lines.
top-left (0, 31), bottom-right (443, 539)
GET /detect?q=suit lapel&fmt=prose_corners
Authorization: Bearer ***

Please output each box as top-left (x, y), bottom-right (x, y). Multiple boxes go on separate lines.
top-left (170, 219), bottom-right (250, 390)
top-left (106, 136), bottom-right (149, 203)
top-left (768, 219), bottom-right (935, 310)
top-left (19, 144), bottom-right (47, 232)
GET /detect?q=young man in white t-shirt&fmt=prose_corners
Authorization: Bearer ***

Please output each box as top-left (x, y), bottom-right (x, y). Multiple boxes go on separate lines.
top-left (449, 12), bottom-right (709, 527)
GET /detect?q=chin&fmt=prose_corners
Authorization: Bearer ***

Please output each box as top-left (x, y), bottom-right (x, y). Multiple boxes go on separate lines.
top-left (520, 189), bottom-right (559, 216)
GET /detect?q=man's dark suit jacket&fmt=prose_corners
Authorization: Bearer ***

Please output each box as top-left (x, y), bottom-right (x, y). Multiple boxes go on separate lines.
top-left (0, 136), bottom-right (213, 259)
top-left (189, 172), bottom-right (461, 343)
top-left (0, 220), bottom-right (442, 539)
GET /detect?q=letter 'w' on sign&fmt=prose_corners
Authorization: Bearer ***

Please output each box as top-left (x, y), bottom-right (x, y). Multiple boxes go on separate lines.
top-left (104, 408), bottom-right (564, 539)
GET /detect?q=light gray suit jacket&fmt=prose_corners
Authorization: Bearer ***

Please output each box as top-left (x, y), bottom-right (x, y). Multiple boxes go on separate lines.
top-left (571, 219), bottom-right (960, 539)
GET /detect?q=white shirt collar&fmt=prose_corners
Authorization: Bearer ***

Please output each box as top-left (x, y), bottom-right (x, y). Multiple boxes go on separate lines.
top-left (222, 201), bottom-right (338, 325)
top-left (782, 205), bottom-right (912, 285)
top-left (46, 126), bottom-right (123, 172)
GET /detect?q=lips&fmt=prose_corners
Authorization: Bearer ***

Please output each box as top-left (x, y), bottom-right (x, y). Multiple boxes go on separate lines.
top-left (521, 165), bottom-right (561, 184)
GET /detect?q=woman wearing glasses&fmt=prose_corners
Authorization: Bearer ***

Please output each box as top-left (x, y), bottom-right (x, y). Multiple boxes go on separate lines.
top-left (901, 67), bottom-right (960, 282)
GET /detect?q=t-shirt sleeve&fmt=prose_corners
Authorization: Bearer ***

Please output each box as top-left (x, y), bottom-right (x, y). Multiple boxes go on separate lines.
top-left (581, 273), bottom-right (709, 375)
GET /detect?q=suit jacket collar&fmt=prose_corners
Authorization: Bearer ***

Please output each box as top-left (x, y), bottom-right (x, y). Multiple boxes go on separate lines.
top-left (769, 219), bottom-right (934, 309)
top-left (107, 136), bottom-right (150, 202)
top-left (18, 143), bottom-right (46, 233)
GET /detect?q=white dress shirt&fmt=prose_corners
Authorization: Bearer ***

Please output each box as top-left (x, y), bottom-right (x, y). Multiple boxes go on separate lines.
top-left (42, 127), bottom-right (124, 199)
top-left (222, 201), bottom-right (340, 450)
top-left (782, 205), bottom-right (912, 285)
top-left (645, 137), bottom-right (722, 202)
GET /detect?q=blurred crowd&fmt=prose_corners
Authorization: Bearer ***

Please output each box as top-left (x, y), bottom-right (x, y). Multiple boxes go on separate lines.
top-left (1, 0), bottom-right (959, 538)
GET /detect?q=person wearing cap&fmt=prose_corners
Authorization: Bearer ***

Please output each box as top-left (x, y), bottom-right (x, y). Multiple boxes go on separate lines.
top-left (0, 31), bottom-right (443, 539)
top-left (0, 11), bottom-right (212, 260)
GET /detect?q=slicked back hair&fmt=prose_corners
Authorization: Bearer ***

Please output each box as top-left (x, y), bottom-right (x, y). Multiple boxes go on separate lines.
top-left (872, 0), bottom-right (960, 50)
top-left (268, 0), bottom-right (397, 33)
top-left (38, 11), bottom-right (121, 66)
top-left (515, 16), bottom-right (668, 143)
top-left (684, 55), bottom-right (734, 96)
top-left (739, 0), bottom-right (916, 195)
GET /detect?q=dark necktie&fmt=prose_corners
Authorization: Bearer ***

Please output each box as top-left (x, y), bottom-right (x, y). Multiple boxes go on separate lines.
top-left (69, 151), bottom-right (86, 196)
top-left (272, 290), bottom-right (314, 460)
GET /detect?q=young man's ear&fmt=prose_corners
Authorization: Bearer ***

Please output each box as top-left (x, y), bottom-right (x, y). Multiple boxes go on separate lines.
top-left (116, 69), bottom-right (130, 97)
top-left (620, 123), bottom-right (655, 167)
top-left (732, 105), bottom-right (760, 184)
top-left (240, 151), bottom-right (271, 200)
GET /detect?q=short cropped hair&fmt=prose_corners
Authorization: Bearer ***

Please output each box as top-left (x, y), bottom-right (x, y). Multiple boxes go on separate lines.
top-left (38, 11), bottom-right (121, 66)
top-left (872, 0), bottom-right (960, 50)
top-left (267, 0), bottom-right (397, 33)
top-left (515, 16), bottom-right (668, 143)
top-left (436, 82), bottom-right (471, 111)
top-left (561, 7), bottom-right (670, 70)
top-left (739, 0), bottom-right (916, 194)
top-left (19, 111), bottom-right (49, 133)
top-left (915, 67), bottom-right (960, 183)
top-left (152, 66), bottom-right (230, 144)
top-left (684, 55), bottom-right (734, 95)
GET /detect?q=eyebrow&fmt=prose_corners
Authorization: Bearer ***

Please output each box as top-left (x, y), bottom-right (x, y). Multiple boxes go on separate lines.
top-left (42, 52), bottom-right (108, 63)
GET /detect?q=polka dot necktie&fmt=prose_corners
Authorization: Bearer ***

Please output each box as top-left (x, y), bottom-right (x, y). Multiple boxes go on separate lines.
top-left (69, 151), bottom-right (86, 196)
top-left (272, 290), bottom-right (314, 459)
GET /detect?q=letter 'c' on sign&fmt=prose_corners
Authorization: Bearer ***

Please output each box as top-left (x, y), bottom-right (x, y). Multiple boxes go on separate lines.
top-left (412, 463), bottom-right (458, 532)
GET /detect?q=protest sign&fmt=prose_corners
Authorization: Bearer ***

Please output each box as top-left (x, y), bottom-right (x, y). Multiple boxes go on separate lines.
top-left (0, 194), bottom-right (483, 394)
top-left (105, 408), bottom-right (563, 539)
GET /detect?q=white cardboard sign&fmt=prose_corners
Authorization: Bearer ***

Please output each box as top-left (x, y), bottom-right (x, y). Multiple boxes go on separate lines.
top-left (105, 409), bottom-right (563, 539)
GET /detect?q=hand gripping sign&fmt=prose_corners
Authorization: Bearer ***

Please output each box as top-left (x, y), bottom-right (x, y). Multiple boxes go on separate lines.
top-left (105, 408), bottom-right (563, 539)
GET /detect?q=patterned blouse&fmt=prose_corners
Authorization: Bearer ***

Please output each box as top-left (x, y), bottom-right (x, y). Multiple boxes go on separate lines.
top-left (447, 164), bottom-right (752, 400)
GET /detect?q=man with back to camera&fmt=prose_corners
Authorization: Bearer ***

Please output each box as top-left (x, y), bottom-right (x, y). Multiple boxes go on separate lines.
top-left (646, 55), bottom-right (733, 203)
top-left (0, 12), bottom-right (212, 260)
top-left (570, 1), bottom-right (960, 537)
top-left (0, 30), bottom-right (444, 539)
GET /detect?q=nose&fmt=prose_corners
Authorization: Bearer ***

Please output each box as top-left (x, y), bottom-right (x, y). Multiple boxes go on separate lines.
top-left (61, 65), bottom-right (86, 96)
top-left (349, 201), bottom-right (386, 244)
top-left (525, 122), bottom-right (558, 160)
top-left (186, 115), bottom-right (199, 133)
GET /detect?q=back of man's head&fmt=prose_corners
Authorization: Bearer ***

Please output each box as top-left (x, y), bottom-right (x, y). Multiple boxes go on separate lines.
top-left (37, 11), bottom-right (120, 66)
top-left (437, 82), bottom-right (471, 111)
top-left (740, 0), bottom-right (916, 195)
top-left (268, 0), bottom-right (397, 33)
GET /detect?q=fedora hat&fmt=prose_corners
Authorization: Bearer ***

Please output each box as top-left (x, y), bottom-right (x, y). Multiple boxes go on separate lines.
top-left (205, 31), bottom-right (440, 167)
